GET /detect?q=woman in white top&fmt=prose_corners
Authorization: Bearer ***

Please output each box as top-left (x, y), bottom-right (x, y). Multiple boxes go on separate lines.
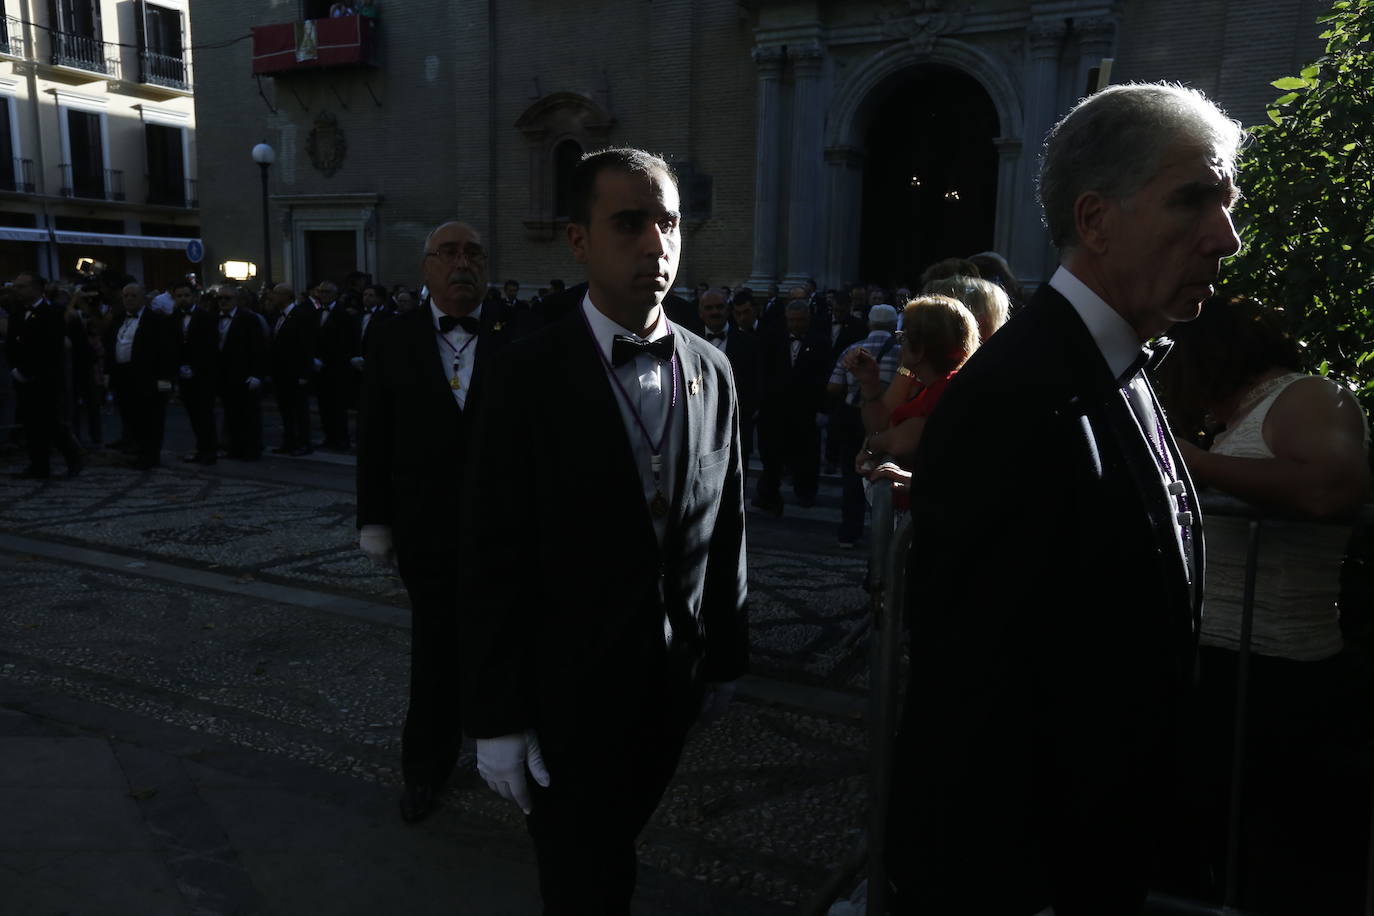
top-left (1158, 294), bottom-right (1371, 914)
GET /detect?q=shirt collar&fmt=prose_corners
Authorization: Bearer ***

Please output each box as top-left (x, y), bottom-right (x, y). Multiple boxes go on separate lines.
top-left (1049, 265), bottom-right (1140, 381)
top-left (581, 291), bottom-right (670, 364)
top-left (430, 299), bottom-right (482, 332)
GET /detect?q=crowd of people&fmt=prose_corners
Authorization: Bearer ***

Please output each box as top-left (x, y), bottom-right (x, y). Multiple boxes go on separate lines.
top-left (3, 79), bottom-right (1372, 916)
top-left (0, 270), bottom-right (438, 476)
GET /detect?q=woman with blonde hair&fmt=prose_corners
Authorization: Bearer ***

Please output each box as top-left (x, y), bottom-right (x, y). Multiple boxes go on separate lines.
top-left (845, 294), bottom-right (979, 493)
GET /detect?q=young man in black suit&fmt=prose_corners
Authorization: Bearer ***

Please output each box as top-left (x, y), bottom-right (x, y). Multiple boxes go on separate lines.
top-left (313, 280), bottom-right (358, 450)
top-left (175, 281), bottom-right (220, 464)
top-left (104, 283), bottom-right (176, 470)
top-left (214, 287), bottom-right (268, 461)
top-left (753, 299), bottom-right (830, 515)
top-left (463, 148), bottom-right (747, 912)
top-left (357, 219), bottom-right (517, 825)
top-left (267, 283), bottom-right (317, 456)
top-left (887, 83), bottom-right (1242, 915)
top-left (7, 272), bottom-right (82, 478)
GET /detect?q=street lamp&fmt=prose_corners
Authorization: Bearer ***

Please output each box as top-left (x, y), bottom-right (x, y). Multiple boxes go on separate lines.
top-left (251, 142), bottom-right (276, 289)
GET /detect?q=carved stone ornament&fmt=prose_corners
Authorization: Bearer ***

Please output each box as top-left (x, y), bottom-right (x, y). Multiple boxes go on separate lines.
top-left (878, 2), bottom-right (965, 55)
top-left (306, 111), bottom-right (347, 178)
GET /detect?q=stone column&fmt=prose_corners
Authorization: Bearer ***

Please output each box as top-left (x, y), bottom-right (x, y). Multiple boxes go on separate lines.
top-left (992, 137), bottom-right (1021, 259)
top-left (1011, 18), bottom-right (1065, 284)
top-left (1075, 16), bottom-right (1117, 98)
top-left (746, 45), bottom-right (786, 291)
top-left (823, 146), bottom-right (864, 289)
top-left (782, 41), bottom-right (826, 287)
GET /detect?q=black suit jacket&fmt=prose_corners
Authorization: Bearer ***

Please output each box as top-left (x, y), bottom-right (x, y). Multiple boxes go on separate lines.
top-left (216, 310), bottom-right (268, 388)
top-left (315, 302), bottom-right (359, 372)
top-left (720, 327), bottom-right (760, 420)
top-left (460, 308), bottom-right (748, 747)
top-left (356, 300), bottom-right (516, 553)
top-left (7, 300), bottom-right (68, 391)
top-left (270, 302), bottom-right (318, 384)
top-left (177, 308), bottom-right (218, 375)
top-left (760, 330), bottom-right (830, 416)
top-left (359, 306), bottom-right (395, 356)
top-left (103, 310), bottom-right (176, 389)
top-left (825, 315), bottom-right (867, 366)
top-left (893, 282), bottom-right (1204, 912)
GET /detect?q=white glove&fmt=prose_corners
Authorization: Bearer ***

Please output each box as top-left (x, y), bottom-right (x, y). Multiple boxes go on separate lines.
top-left (312, 357), bottom-right (323, 371)
top-left (246, 376), bottom-right (262, 392)
top-left (699, 680), bottom-right (737, 724)
top-left (815, 411), bottom-right (829, 429)
top-left (178, 365), bottom-right (193, 379)
top-left (477, 730), bottom-right (550, 815)
top-left (350, 356), bottom-right (365, 371)
top-left (10, 367), bottom-right (27, 384)
top-left (156, 379), bottom-right (172, 393)
top-left (359, 524), bottom-right (395, 568)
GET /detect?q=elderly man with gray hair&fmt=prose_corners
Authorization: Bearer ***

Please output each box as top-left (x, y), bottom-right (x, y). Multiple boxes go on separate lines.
top-left (887, 82), bottom-right (1243, 915)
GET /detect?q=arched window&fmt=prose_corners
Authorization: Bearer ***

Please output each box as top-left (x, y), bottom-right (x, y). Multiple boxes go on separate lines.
top-left (553, 139), bottom-right (583, 220)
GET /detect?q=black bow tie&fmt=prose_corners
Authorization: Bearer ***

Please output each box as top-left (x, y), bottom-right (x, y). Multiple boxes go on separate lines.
top-left (706, 331), bottom-right (727, 342)
top-left (1118, 337), bottom-right (1174, 386)
top-left (611, 333), bottom-right (675, 367)
top-left (438, 314), bottom-right (479, 335)
top-left (790, 335), bottom-right (804, 344)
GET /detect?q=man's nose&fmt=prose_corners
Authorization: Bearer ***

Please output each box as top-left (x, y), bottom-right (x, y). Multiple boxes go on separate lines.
top-left (1208, 207), bottom-right (1242, 259)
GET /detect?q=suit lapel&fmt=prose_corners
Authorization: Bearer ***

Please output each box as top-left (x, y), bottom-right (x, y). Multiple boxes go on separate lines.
top-left (410, 306), bottom-right (460, 416)
top-left (671, 330), bottom-right (702, 524)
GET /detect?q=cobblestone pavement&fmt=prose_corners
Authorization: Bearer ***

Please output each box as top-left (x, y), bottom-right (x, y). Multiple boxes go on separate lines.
top-left (0, 443), bottom-right (881, 911)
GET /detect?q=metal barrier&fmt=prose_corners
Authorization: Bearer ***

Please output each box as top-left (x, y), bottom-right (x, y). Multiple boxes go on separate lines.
top-left (813, 484), bottom-right (1374, 915)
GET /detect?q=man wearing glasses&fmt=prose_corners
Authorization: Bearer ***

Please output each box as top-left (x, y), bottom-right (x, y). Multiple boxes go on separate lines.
top-left (356, 220), bottom-right (517, 824)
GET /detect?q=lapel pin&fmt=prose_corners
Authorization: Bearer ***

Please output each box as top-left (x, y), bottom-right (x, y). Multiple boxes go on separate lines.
top-left (491, 321), bottom-right (503, 332)
top-left (688, 376), bottom-right (701, 396)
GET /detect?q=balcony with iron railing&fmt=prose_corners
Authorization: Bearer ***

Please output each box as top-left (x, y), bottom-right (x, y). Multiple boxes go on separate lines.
top-left (0, 158), bottom-right (35, 194)
top-left (50, 31), bottom-right (120, 77)
top-left (251, 14), bottom-right (378, 76)
top-left (146, 176), bottom-right (197, 209)
top-left (59, 164), bottom-right (124, 202)
top-left (0, 16), bottom-right (27, 58)
top-left (140, 49), bottom-right (192, 92)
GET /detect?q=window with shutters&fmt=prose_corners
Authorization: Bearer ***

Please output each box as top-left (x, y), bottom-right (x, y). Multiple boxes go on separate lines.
top-left (135, 1), bottom-right (190, 90)
top-left (145, 123), bottom-right (188, 206)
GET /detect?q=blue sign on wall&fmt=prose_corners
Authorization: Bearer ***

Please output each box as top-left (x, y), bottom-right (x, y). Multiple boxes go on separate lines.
top-left (186, 239), bottom-right (205, 264)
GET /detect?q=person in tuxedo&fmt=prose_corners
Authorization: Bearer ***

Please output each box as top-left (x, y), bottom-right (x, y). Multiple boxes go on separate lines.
top-left (175, 281), bottom-right (220, 464)
top-left (700, 290), bottom-right (759, 468)
top-left (753, 299), bottom-right (829, 516)
top-left (821, 289), bottom-right (868, 474)
top-left (104, 283), bottom-right (176, 470)
top-left (886, 82), bottom-right (1242, 915)
top-left (268, 284), bottom-right (317, 456)
top-left (313, 280), bottom-right (358, 450)
top-left (214, 287), bottom-right (268, 461)
top-left (463, 148), bottom-right (747, 913)
top-left (357, 219), bottom-right (517, 825)
top-left (7, 272), bottom-right (82, 478)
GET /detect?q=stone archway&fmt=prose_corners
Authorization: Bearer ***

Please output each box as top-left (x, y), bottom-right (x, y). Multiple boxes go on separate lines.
top-left (822, 38), bottom-right (1023, 287)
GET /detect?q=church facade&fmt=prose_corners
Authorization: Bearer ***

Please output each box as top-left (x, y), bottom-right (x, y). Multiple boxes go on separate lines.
top-left (188, 0), bottom-right (1329, 296)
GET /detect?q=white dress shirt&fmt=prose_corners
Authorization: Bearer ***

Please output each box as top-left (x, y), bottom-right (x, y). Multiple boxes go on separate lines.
top-left (582, 293), bottom-right (684, 544)
top-left (431, 300), bottom-right (480, 409)
top-left (115, 310), bottom-right (141, 365)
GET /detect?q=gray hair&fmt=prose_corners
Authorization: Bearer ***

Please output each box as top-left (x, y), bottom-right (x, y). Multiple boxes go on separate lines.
top-left (785, 299), bottom-right (810, 315)
top-left (1038, 82), bottom-right (1245, 250)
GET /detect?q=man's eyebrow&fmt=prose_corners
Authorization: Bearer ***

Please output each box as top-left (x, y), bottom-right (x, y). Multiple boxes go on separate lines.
top-left (1172, 178), bottom-right (1242, 206)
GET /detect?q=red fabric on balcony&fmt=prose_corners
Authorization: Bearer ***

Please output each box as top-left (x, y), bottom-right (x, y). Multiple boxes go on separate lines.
top-left (251, 15), bottom-right (376, 76)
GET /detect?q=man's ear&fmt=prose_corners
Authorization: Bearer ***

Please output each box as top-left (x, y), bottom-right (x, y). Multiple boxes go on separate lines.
top-left (566, 222), bottom-right (588, 265)
top-left (1073, 190), bottom-right (1113, 256)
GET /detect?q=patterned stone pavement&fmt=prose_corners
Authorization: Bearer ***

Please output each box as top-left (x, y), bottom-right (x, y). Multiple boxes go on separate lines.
top-left (0, 450), bottom-right (882, 909)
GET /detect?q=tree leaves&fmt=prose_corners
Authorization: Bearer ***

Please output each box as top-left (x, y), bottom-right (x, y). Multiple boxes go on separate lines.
top-left (1225, 0), bottom-right (1374, 406)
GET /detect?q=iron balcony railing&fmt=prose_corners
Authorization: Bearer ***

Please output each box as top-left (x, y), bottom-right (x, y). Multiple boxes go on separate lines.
top-left (50, 31), bottom-right (119, 77)
top-left (0, 158), bottom-right (35, 193)
top-left (59, 164), bottom-right (124, 201)
top-left (139, 49), bottom-right (191, 91)
top-left (146, 176), bottom-right (197, 208)
top-left (0, 16), bottom-right (27, 58)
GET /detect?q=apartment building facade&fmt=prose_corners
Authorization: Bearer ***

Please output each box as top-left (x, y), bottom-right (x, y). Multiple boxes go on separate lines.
top-left (0, 0), bottom-right (199, 289)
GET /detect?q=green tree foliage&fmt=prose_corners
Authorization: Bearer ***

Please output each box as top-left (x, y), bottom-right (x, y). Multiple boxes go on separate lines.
top-left (1222, 0), bottom-right (1374, 407)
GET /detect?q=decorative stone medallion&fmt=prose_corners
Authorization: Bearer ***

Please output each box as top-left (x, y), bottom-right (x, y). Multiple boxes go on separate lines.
top-left (306, 111), bottom-right (347, 178)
